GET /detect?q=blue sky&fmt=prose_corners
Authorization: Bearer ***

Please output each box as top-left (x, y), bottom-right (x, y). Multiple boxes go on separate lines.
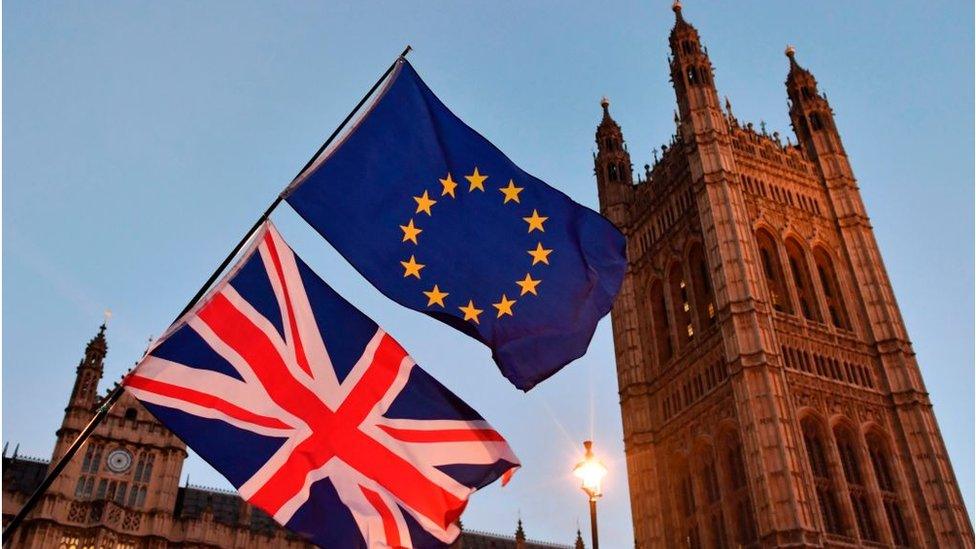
top-left (4, 1), bottom-right (972, 546)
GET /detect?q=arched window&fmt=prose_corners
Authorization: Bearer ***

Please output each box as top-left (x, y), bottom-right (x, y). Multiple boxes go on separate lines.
top-left (90, 446), bottom-right (103, 473)
top-left (834, 425), bottom-right (878, 542)
top-left (81, 446), bottom-right (92, 472)
top-left (141, 454), bottom-right (155, 482)
top-left (136, 486), bottom-right (147, 508)
top-left (719, 432), bottom-right (757, 546)
top-left (669, 265), bottom-right (694, 348)
top-left (134, 454), bottom-right (145, 482)
top-left (866, 432), bottom-right (910, 546)
top-left (810, 113), bottom-right (824, 131)
top-left (74, 476), bottom-right (87, 498)
top-left (696, 446), bottom-right (727, 548)
top-left (801, 418), bottom-right (845, 535)
top-left (115, 482), bottom-right (128, 505)
top-left (813, 248), bottom-right (850, 330)
top-left (95, 479), bottom-right (107, 499)
top-left (688, 244), bottom-right (716, 330)
top-left (673, 459), bottom-right (700, 548)
top-left (687, 67), bottom-right (699, 85)
top-left (785, 239), bottom-right (821, 322)
top-left (608, 163), bottom-right (619, 182)
top-left (650, 280), bottom-right (673, 366)
top-left (755, 230), bottom-right (792, 314)
top-left (127, 485), bottom-right (139, 507)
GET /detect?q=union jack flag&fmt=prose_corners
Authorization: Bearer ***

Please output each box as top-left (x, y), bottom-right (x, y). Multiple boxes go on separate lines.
top-left (124, 221), bottom-right (519, 548)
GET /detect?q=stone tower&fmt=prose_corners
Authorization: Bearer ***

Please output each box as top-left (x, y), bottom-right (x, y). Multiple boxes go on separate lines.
top-left (8, 324), bottom-right (188, 548)
top-left (595, 3), bottom-right (972, 548)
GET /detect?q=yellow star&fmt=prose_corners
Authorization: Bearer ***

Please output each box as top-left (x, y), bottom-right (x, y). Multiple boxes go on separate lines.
top-left (515, 273), bottom-right (541, 296)
top-left (523, 209), bottom-right (548, 233)
top-left (465, 168), bottom-right (487, 192)
top-left (458, 300), bottom-right (484, 324)
top-left (499, 180), bottom-right (524, 204)
top-left (423, 285), bottom-right (449, 308)
top-left (439, 173), bottom-right (458, 198)
top-left (492, 294), bottom-right (517, 318)
top-left (413, 190), bottom-right (437, 216)
top-left (528, 243), bottom-right (553, 265)
top-left (400, 255), bottom-right (425, 279)
top-left (399, 219), bottom-right (422, 244)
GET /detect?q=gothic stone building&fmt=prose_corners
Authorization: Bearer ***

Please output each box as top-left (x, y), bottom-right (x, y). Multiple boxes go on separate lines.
top-left (595, 4), bottom-right (973, 548)
top-left (2, 324), bottom-right (579, 549)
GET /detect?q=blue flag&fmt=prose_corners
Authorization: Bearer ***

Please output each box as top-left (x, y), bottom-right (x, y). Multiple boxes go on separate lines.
top-left (285, 60), bottom-right (626, 391)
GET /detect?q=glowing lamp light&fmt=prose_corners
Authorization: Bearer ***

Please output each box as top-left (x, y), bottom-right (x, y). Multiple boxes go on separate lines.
top-left (573, 440), bottom-right (608, 500)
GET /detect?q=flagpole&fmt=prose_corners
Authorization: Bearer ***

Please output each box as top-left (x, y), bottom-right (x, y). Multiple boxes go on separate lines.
top-left (1, 44), bottom-right (412, 545)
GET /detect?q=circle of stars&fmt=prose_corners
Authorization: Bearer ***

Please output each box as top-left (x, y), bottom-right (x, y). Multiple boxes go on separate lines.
top-left (398, 167), bottom-right (551, 324)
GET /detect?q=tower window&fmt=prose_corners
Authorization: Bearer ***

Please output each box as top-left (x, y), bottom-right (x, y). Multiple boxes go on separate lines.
top-left (835, 425), bottom-right (878, 542)
top-left (608, 163), bottom-right (619, 182)
top-left (650, 280), bottom-right (673, 366)
top-left (802, 418), bottom-right (845, 536)
top-left (814, 248), bottom-right (851, 330)
top-left (672, 460), bottom-right (701, 549)
top-left (127, 486), bottom-right (140, 507)
top-left (124, 408), bottom-right (137, 422)
top-left (755, 230), bottom-right (793, 314)
top-left (867, 432), bottom-right (910, 546)
top-left (671, 267), bottom-right (694, 348)
top-left (115, 482), bottom-right (128, 505)
top-left (689, 244), bottom-right (716, 329)
top-left (721, 433), bottom-right (757, 545)
top-left (785, 239), bottom-right (821, 322)
top-left (810, 112), bottom-right (825, 131)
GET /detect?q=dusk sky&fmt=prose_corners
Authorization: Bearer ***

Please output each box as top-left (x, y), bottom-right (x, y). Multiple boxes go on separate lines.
top-left (4, 1), bottom-right (973, 546)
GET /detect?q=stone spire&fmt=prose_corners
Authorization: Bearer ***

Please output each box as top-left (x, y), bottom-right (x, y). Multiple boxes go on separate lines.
top-left (67, 322), bottom-right (108, 411)
top-left (784, 45), bottom-right (843, 159)
top-left (594, 97), bottom-right (633, 228)
top-left (514, 517), bottom-right (526, 548)
top-left (667, 1), bottom-right (722, 139)
top-left (574, 527), bottom-right (585, 549)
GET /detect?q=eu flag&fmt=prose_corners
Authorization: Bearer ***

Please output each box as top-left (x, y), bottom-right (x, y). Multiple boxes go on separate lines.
top-left (285, 60), bottom-right (625, 391)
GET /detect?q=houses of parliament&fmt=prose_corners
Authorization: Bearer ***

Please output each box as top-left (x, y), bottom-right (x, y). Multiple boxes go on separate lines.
top-left (595, 3), bottom-right (972, 548)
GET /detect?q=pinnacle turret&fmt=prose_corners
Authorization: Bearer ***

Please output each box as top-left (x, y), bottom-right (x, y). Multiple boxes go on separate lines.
top-left (574, 527), bottom-right (585, 549)
top-left (784, 45), bottom-right (842, 158)
top-left (67, 322), bottom-right (108, 411)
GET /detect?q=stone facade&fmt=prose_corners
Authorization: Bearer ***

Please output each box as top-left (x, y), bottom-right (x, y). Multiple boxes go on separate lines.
top-left (595, 4), bottom-right (973, 548)
top-left (2, 325), bottom-right (575, 549)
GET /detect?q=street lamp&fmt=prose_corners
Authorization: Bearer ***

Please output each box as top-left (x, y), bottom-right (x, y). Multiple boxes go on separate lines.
top-left (573, 440), bottom-right (607, 549)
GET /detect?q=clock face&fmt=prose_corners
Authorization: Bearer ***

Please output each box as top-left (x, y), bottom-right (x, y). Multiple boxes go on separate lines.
top-left (106, 449), bottom-right (133, 473)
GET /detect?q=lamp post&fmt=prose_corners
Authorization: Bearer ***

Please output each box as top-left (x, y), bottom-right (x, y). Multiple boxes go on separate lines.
top-left (573, 440), bottom-right (607, 549)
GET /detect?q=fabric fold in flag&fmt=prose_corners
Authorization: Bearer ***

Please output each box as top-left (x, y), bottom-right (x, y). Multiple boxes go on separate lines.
top-left (285, 59), bottom-right (627, 391)
top-left (124, 221), bottom-right (519, 549)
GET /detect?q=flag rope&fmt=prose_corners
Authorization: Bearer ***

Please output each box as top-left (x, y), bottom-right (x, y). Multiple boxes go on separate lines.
top-left (1, 44), bottom-right (412, 545)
